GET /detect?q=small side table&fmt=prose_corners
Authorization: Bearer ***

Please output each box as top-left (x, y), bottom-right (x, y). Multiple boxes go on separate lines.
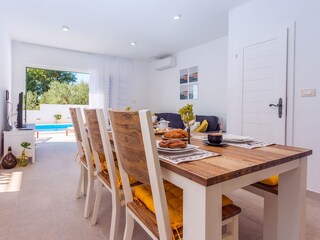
top-left (3, 126), bottom-right (36, 163)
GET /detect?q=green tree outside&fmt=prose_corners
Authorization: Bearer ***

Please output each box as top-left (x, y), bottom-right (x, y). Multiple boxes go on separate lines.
top-left (25, 67), bottom-right (89, 110)
top-left (40, 81), bottom-right (89, 105)
top-left (26, 68), bottom-right (77, 98)
top-left (69, 82), bottom-right (89, 105)
top-left (26, 91), bottom-right (39, 110)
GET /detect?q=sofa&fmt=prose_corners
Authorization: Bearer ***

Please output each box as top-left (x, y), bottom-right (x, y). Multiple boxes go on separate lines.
top-left (155, 113), bottom-right (219, 132)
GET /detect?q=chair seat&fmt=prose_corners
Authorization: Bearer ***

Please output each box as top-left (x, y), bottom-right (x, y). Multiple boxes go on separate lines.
top-left (130, 182), bottom-right (240, 239)
top-left (80, 156), bottom-right (87, 167)
top-left (97, 170), bottom-right (141, 190)
top-left (97, 171), bottom-right (111, 188)
top-left (128, 199), bottom-right (241, 239)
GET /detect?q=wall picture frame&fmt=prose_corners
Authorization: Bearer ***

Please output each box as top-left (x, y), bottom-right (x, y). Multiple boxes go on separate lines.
top-left (179, 66), bottom-right (199, 100)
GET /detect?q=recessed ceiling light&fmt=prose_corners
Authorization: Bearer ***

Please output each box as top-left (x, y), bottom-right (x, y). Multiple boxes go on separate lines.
top-left (62, 26), bottom-right (69, 32)
top-left (173, 14), bottom-right (181, 20)
top-left (130, 42), bottom-right (136, 46)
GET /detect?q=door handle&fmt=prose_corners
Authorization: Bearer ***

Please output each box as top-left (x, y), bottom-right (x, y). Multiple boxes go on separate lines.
top-left (269, 98), bottom-right (283, 118)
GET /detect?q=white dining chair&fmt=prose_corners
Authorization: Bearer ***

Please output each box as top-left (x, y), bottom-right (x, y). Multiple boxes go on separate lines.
top-left (109, 109), bottom-right (241, 240)
top-left (69, 107), bottom-right (95, 219)
top-left (84, 108), bottom-right (122, 240)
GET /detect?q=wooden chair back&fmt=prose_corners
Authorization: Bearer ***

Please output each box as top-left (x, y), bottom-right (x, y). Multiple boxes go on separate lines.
top-left (83, 109), bottom-right (104, 174)
top-left (69, 108), bottom-right (85, 160)
top-left (71, 108), bottom-right (94, 175)
top-left (108, 109), bottom-right (172, 240)
top-left (108, 110), bottom-right (150, 184)
top-left (84, 109), bottom-right (119, 189)
top-left (69, 108), bottom-right (82, 143)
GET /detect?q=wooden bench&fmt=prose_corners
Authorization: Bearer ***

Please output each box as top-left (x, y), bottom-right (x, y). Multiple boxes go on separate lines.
top-left (250, 182), bottom-right (278, 195)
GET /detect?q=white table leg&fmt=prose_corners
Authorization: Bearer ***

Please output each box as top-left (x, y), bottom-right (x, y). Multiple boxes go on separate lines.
top-left (183, 181), bottom-right (222, 240)
top-left (263, 192), bottom-right (278, 240)
top-left (278, 157), bottom-right (307, 240)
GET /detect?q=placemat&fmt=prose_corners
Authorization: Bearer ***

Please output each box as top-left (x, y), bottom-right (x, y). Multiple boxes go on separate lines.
top-left (159, 149), bottom-right (219, 164)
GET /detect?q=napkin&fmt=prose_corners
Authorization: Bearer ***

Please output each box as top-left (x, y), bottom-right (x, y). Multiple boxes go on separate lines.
top-left (227, 141), bottom-right (274, 149)
top-left (223, 134), bottom-right (253, 142)
top-left (159, 149), bottom-right (219, 164)
top-left (192, 135), bottom-right (207, 140)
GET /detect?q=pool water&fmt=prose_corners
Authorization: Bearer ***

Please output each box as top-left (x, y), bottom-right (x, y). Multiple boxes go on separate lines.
top-left (35, 123), bottom-right (73, 132)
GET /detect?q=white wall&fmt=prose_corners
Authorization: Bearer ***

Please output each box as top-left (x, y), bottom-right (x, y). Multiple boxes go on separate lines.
top-left (11, 42), bottom-right (151, 112)
top-left (131, 60), bottom-right (151, 110)
top-left (0, 28), bottom-right (12, 155)
top-left (27, 104), bottom-right (89, 124)
top-left (11, 42), bottom-right (91, 110)
top-left (149, 37), bottom-right (228, 123)
top-left (228, 0), bottom-right (320, 193)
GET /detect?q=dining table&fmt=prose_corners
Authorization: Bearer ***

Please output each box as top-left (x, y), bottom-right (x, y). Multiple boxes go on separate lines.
top-left (156, 132), bottom-right (312, 240)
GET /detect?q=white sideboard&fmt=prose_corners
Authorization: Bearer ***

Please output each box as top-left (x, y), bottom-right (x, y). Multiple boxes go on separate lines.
top-left (3, 127), bottom-right (36, 163)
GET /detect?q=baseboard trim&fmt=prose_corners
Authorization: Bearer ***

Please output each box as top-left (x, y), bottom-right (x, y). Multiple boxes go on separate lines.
top-left (307, 190), bottom-right (320, 200)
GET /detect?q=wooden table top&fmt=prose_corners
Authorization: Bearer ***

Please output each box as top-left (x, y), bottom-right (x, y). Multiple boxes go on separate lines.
top-left (157, 134), bottom-right (312, 186)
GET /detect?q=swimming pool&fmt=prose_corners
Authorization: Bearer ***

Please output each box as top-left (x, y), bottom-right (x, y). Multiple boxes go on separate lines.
top-left (35, 123), bottom-right (73, 132)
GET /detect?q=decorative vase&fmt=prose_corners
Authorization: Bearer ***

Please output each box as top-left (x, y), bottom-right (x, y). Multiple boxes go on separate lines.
top-left (1, 146), bottom-right (17, 169)
top-left (19, 150), bottom-right (29, 167)
top-left (187, 126), bottom-right (191, 144)
top-left (183, 121), bottom-right (194, 144)
top-left (179, 104), bottom-right (195, 145)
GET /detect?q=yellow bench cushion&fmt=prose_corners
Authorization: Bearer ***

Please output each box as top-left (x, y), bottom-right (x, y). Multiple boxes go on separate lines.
top-left (133, 181), bottom-right (233, 230)
top-left (260, 175), bottom-right (279, 186)
top-left (195, 119), bottom-right (208, 132)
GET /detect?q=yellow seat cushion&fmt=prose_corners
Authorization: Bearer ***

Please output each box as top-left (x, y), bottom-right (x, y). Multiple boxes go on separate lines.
top-left (99, 153), bottom-right (137, 188)
top-left (260, 175), bottom-right (279, 186)
top-left (194, 119), bottom-right (208, 132)
top-left (85, 142), bottom-right (137, 188)
top-left (81, 145), bottom-right (96, 169)
top-left (98, 153), bottom-right (108, 171)
top-left (133, 181), bottom-right (233, 230)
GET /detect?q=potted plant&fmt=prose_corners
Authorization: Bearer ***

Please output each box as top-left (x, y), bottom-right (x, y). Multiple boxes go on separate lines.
top-left (19, 142), bottom-right (31, 167)
top-left (178, 104), bottom-right (195, 144)
top-left (54, 114), bottom-right (62, 123)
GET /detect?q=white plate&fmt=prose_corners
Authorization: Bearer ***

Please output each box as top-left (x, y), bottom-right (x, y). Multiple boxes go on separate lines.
top-left (223, 134), bottom-right (254, 143)
top-left (223, 139), bottom-right (254, 143)
top-left (156, 141), bottom-right (199, 153)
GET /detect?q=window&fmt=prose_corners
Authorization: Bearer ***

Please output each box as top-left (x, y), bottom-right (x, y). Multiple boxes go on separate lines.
top-left (25, 67), bottom-right (89, 110)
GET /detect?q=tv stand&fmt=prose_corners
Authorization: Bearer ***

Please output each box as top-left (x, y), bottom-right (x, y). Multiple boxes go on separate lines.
top-left (17, 123), bottom-right (34, 130)
top-left (3, 124), bottom-right (36, 163)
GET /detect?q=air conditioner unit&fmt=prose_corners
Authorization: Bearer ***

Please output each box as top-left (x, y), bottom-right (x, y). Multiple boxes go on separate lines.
top-left (155, 56), bottom-right (177, 71)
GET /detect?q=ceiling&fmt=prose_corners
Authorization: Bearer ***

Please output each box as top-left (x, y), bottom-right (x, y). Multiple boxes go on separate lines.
top-left (0, 0), bottom-right (250, 60)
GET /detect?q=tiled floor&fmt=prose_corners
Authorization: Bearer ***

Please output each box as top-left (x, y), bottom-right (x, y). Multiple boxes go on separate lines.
top-left (0, 133), bottom-right (319, 240)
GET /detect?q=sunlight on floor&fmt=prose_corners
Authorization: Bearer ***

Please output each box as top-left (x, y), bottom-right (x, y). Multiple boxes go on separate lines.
top-left (0, 171), bottom-right (23, 192)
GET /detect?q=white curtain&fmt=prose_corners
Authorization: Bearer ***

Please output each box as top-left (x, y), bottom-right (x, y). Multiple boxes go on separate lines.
top-left (89, 54), bottom-right (133, 112)
top-left (89, 54), bottom-right (110, 110)
top-left (109, 57), bottom-right (133, 110)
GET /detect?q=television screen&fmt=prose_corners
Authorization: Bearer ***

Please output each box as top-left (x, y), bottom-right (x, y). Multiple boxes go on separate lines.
top-left (17, 92), bottom-right (24, 128)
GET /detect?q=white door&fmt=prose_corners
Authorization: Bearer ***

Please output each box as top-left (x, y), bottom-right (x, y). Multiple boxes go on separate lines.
top-left (240, 28), bottom-right (288, 144)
